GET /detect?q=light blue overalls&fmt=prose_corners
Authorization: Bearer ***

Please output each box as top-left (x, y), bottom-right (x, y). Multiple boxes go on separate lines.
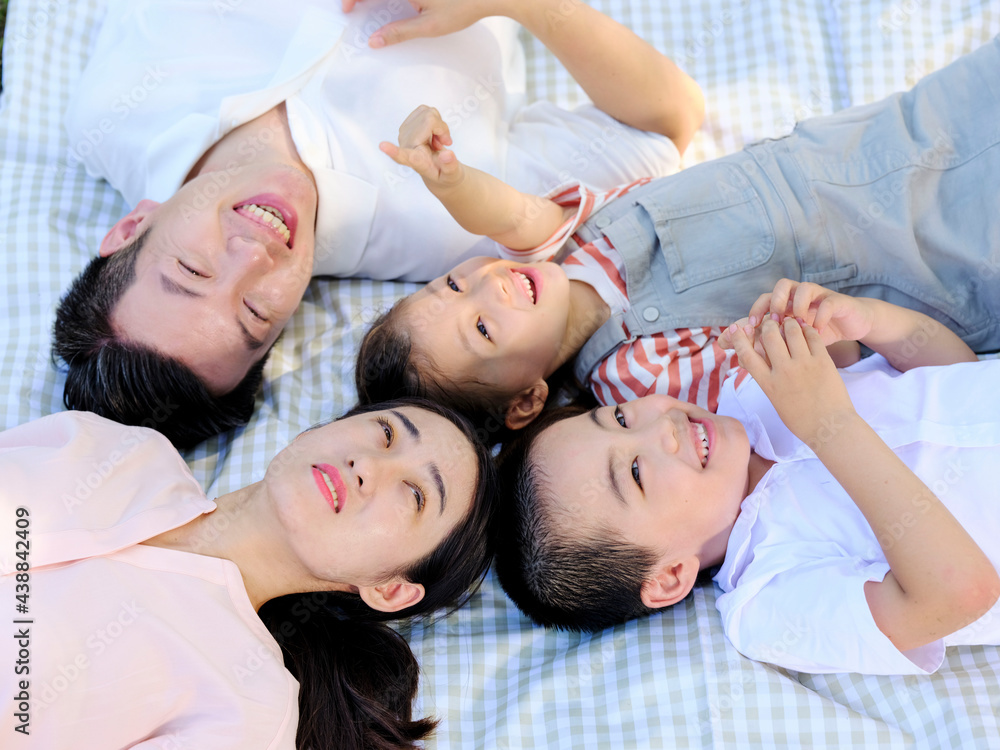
top-left (573, 35), bottom-right (1000, 383)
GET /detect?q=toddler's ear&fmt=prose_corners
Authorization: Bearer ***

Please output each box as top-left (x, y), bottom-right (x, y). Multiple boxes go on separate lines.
top-left (640, 555), bottom-right (700, 609)
top-left (504, 380), bottom-right (549, 430)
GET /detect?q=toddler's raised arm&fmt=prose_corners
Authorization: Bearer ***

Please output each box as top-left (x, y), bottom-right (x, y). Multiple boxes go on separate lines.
top-left (381, 105), bottom-right (570, 249)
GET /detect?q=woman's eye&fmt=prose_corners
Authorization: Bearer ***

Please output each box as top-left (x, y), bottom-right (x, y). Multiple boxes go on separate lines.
top-left (446, 275), bottom-right (460, 292)
top-left (179, 262), bottom-right (204, 277)
top-left (476, 319), bottom-right (490, 340)
top-left (409, 484), bottom-right (426, 512)
top-left (614, 406), bottom-right (627, 427)
top-left (377, 416), bottom-right (394, 447)
top-left (631, 458), bottom-right (642, 489)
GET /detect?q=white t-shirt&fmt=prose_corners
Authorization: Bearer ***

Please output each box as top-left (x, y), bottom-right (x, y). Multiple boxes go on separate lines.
top-left (65, 0), bottom-right (679, 281)
top-left (714, 356), bottom-right (1000, 675)
top-left (0, 412), bottom-right (299, 748)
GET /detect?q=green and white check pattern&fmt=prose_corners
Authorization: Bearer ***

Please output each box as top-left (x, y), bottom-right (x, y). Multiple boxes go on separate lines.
top-left (1, 0), bottom-right (997, 747)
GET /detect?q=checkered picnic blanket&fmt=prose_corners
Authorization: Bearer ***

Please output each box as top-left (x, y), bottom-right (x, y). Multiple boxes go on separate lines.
top-left (1, 0), bottom-right (997, 746)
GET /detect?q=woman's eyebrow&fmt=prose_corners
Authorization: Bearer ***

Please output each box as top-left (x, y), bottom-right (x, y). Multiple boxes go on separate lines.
top-left (391, 410), bottom-right (420, 440)
top-left (391, 410), bottom-right (447, 514)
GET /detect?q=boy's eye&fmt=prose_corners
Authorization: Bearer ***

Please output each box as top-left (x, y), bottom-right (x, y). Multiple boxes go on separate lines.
top-left (614, 405), bottom-right (627, 427)
top-left (377, 416), bottom-right (394, 447)
top-left (631, 458), bottom-right (642, 489)
top-left (477, 319), bottom-right (490, 340)
top-left (446, 275), bottom-right (460, 292)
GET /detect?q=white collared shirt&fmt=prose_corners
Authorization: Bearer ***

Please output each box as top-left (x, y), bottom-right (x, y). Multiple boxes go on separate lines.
top-left (715, 356), bottom-right (1000, 674)
top-left (65, 0), bottom-right (678, 281)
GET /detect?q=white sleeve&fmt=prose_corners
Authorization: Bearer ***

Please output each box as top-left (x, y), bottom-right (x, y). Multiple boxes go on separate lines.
top-left (716, 556), bottom-right (946, 675)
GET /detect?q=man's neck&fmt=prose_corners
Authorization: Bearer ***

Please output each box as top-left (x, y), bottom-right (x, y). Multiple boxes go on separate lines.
top-left (184, 103), bottom-right (312, 185)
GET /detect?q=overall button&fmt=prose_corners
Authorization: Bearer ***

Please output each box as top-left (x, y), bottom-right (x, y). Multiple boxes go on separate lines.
top-left (642, 307), bottom-right (660, 322)
top-left (594, 215), bottom-right (611, 229)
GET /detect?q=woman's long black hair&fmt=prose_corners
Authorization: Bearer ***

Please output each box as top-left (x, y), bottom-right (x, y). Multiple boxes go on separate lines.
top-left (257, 398), bottom-right (498, 750)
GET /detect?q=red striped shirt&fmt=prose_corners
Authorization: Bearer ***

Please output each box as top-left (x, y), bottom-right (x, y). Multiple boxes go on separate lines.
top-left (498, 180), bottom-right (740, 412)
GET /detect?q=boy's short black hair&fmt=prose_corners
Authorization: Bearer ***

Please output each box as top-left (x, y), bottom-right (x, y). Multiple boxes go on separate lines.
top-left (52, 229), bottom-right (269, 449)
top-left (494, 405), bottom-right (661, 631)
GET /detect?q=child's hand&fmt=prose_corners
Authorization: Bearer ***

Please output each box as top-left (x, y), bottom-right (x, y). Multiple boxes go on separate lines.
top-left (746, 279), bottom-right (876, 347)
top-left (380, 105), bottom-right (465, 189)
top-left (730, 317), bottom-right (856, 445)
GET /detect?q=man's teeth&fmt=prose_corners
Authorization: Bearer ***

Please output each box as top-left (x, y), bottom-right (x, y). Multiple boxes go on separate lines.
top-left (243, 203), bottom-right (291, 243)
top-left (694, 422), bottom-right (709, 467)
top-left (321, 471), bottom-right (341, 512)
top-left (515, 271), bottom-right (535, 303)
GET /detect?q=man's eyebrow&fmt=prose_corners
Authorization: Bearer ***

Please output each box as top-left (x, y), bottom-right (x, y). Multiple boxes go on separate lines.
top-left (159, 273), bottom-right (203, 298)
top-left (590, 408), bottom-right (628, 508)
top-left (237, 321), bottom-right (266, 351)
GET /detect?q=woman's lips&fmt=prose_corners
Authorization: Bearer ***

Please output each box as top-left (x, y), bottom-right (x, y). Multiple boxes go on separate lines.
top-left (312, 463), bottom-right (347, 513)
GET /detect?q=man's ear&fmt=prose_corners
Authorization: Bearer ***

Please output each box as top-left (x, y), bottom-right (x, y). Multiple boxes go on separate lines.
top-left (99, 199), bottom-right (160, 257)
top-left (504, 379), bottom-right (549, 430)
top-left (357, 581), bottom-right (425, 613)
top-left (640, 555), bottom-right (700, 609)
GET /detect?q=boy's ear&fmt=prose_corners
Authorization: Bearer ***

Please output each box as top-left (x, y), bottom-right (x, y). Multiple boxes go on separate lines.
top-left (357, 580), bottom-right (425, 613)
top-left (640, 555), bottom-right (700, 610)
top-left (505, 379), bottom-right (549, 430)
top-left (99, 199), bottom-right (160, 257)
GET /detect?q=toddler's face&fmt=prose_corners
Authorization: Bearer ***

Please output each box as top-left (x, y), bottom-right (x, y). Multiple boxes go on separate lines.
top-left (404, 257), bottom-right (572, 395)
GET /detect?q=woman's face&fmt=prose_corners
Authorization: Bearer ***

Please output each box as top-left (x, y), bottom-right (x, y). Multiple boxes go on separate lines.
top-left (264, 405), bottom-right (477, 597)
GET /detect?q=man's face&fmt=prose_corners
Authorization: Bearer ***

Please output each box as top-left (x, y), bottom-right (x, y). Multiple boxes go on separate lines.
top-left (108, 161), bottom-right (318, 394)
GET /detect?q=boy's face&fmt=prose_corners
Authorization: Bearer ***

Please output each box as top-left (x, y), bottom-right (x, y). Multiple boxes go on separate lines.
top-left (405, 257), bottom-right (572, 394)
top-left (533, 395), bottom-right (751, 575)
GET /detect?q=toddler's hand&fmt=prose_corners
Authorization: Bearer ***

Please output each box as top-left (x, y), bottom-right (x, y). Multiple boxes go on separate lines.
top-left (746, 279), bottom-right (876, 347)
top-left (380, 105), bottom-right (465, 189)
top-left (730, 317), bottom-right (856, 446)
